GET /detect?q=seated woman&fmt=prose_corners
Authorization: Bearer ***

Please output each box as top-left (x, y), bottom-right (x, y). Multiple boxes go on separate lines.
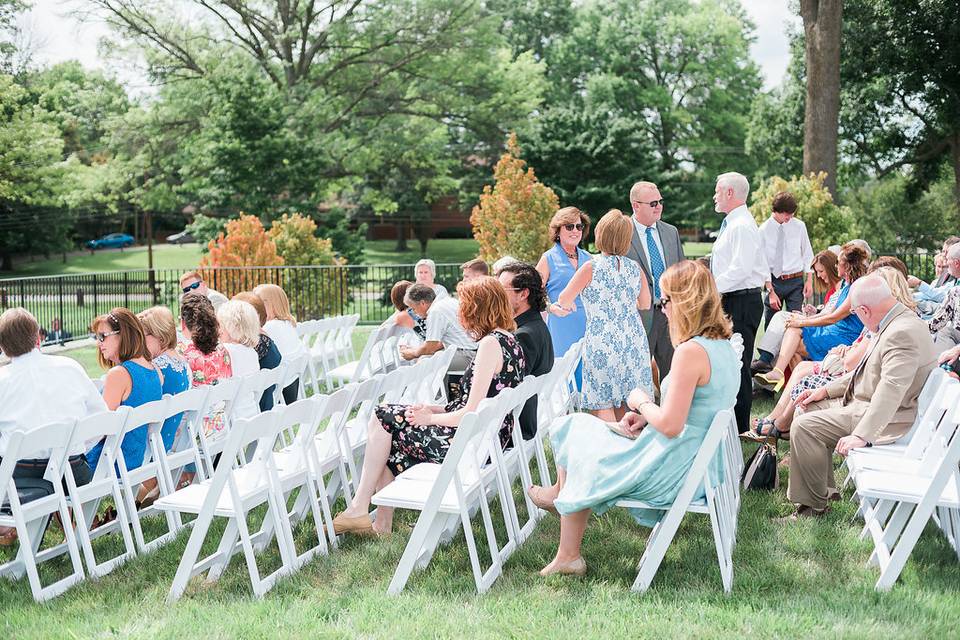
top-left (548, 209), bottom-right (654, 422)
top-left (388, 280), bottom-right (427, 343)
top-left (753, 250), bottom-right (841, 373)
top-left (332, 276), bottom-right (526, 536)
top-left (253, 284), bottom-right (307, 404)
top-left (749, 264), bottom-right (918, 440)
top-left (755, 243), bottom-right (869, 391)
top-left (217, 300), bottom-right (263, 420)
top-left (233, 292), bottom-right (283, 412)
top-left (86, 308), bottom-right (163, 474)
top-left (136, 306), bottom-right (191, 508)
top-left (528, 260), bottom-right (739, 577)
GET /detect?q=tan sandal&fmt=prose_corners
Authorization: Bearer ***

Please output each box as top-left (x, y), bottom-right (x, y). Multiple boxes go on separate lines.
top-left (527, 486), bottom-right (559, 516)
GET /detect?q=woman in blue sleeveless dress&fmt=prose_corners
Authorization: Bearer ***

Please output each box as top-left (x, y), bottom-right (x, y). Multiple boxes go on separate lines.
top-left (536, 207), bottom-right (592, 387)
top-left (755, 243), bottom-right (869, 392)
top-left (548, 210), bottom-right (653, 421)
top-left (529, 261), bottom-right (739, 577)
top-left (86, 308), bottom-right (164, 474)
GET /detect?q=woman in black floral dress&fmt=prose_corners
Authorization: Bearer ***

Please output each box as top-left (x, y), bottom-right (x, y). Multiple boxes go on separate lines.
top-left (333, 276), bottom-right (526, 536)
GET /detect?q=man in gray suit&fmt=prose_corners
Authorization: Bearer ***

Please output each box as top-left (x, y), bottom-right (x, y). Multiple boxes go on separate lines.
top-left (625, 181), bottom-right (685, 379)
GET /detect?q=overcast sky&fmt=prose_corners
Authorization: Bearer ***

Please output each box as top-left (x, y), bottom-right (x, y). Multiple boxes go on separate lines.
top-left (20, 0), bottom-right (801, 92)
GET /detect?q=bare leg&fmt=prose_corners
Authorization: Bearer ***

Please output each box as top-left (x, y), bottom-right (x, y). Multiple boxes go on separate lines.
top-left (531, 467), bottom-right (565, 499)
top-left (770, 361), bottom-right (818, 419)
top-left (769, 328), bottom-right (804, 381)
top-left (541, 508), bottom-right (591, 571)
top-left (372, 467), bottom-right (396, 533)
top-left (341, 415), bottom-right (393, 517)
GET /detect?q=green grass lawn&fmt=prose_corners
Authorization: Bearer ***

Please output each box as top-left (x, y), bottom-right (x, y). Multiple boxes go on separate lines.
top-left (5, 238), bottom-right (714, 279)
top-left (3, 387), bottom-right (957, 638)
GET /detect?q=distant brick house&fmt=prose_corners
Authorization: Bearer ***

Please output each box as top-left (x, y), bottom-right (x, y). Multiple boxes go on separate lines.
top-left (363, 196), bottom-right (472, 240)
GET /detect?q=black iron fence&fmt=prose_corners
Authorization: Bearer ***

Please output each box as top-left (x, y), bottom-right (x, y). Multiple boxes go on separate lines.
top-left (0, 249), bottom-right (936, 347)
top-left (0, 264), bottom-right (465, 345)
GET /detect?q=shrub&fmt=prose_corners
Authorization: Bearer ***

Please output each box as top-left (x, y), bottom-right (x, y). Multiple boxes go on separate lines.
top-left (201, 214), bottom-right (283, 296)
top-left (749, 173), bottom-right (854, 252)
top-left (470, 133), bottom-right (559, 262)
top-left (270, 213), bottom-right (349, 317)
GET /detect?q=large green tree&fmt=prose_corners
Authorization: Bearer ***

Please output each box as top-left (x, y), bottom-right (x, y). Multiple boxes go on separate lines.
top-left (523, 0), bottom-right (761, 229)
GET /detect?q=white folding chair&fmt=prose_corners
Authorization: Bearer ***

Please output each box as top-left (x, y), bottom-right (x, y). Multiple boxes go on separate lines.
top-left (115, 397), bottom-right (183, 554)
top-left (157, 385), bottom-right (212, 494)
top-left (336, 313), bottom-right (360, 362)
top-left (155, 409), bottom-right (297, 601)
top-left (328, 322), bottom-right (397, 386)
top-left (615, 408), bottom-right (739, 593)
top-left (854, 398), bottom-right (960, 590)
top-left (193, 377), bottom-right (242, 478)
top-left (63, 408), bottom-right (138, 579)
top-left (0, 421), bottom-right (84, 602)
top-left (373, 390), bottom-right (521, 594)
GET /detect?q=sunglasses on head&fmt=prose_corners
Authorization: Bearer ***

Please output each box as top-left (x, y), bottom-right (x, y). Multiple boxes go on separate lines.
top-left (182, 281), bottom-right (202, 294)
top-left (563, 223), bottom-right (585, 231)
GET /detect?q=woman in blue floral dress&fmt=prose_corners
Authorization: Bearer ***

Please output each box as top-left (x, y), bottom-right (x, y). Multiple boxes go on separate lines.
top-left (550, 210), bottom-right (654, 421)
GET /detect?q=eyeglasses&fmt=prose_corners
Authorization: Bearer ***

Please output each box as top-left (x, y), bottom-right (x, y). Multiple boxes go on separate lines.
top-left (636, 199), bottom-right (664, 207)
top-left (659, 296), bottom-right (672, 307)
top-left (182, 281), bottom-right (202, 294)
top-left (562, 223), bottom-right (585, 232)
top-left (94, 330), bottom-right (120, 343)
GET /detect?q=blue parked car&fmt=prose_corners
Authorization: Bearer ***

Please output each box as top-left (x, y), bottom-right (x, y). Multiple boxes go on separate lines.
top-left (86, 233), bottom-right (135, 250)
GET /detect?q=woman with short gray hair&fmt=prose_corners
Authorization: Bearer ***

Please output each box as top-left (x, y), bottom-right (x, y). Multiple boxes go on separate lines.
top-left (414, 258), bottom-right (449, 300)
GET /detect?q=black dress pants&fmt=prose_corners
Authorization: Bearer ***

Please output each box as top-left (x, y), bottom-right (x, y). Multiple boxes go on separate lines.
top-left (722, 290), bottom-right (764, 433)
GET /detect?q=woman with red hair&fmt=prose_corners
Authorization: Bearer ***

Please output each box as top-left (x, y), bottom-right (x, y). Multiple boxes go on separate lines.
top-left (333, 276), bottom-right (526, 536)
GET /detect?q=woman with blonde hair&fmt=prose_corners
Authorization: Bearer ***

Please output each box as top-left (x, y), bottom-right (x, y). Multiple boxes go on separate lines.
top-left (529, 260), bottom-right (739, 576)
top-left (536, 206), bottom-right (592, 385)
top-left (217, 300), bottom-right (262, 419)
top-left (253, 283), bottom-right (306, 403)
top-left (233, 291), bottom-right (282, 411)
top-left (138, 306), bottom-right (191, 450)
top-left (332, 276), bottom-right (526, 536)
top-left (549, 209), bottom-right (653, 420)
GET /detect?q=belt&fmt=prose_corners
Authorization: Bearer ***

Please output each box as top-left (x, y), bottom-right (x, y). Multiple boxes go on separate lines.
top-left (722, 287), bottom-right (762, 299)
top-left (773, 271), bottom-right (805, 280)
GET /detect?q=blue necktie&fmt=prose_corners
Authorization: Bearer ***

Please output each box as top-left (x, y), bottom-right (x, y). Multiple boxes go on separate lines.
top-left (717, 217), bottom-right (728, 239)
top-left (645, 227), bottom-right (666, 300)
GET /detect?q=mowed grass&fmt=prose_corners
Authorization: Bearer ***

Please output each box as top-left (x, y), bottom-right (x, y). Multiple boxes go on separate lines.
top-left (2, 377), bottom-right (958, 638)
top-left (5, 238), bottom-right (714, 279)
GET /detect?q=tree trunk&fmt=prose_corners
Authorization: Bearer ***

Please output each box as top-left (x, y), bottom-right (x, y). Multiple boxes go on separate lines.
top-left (951, 133), bottom-right (960, 209)
top-left (800, 0), bottom-right (843, 198)
top-left (395, 220), bottom-right (409, 251)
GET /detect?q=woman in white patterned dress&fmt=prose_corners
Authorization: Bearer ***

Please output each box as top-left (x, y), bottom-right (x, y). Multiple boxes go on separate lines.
top-left (549, 209), bottom-right (654, 421)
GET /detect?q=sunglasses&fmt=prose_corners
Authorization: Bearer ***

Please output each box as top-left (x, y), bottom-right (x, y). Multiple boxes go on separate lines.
top-left (562, 223), bottom-right (585, 231)
top-left (95, 330), bottom-right (120, 343)
top-left (637, 199), bottom-right (664, 207)
top-left (182, 281), bottom-right (202, 294)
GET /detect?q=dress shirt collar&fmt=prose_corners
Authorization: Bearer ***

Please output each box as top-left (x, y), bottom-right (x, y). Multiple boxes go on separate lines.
top-left (8, 348), bottom-right (43, 368)
top-left (515, 307), bottom-right (542, 328)
top-left (632, 216), bottom-right (657, 233)
top-left (877, 303), bottom-right (904, 332)
top-left (727, 204), bottom-right (751, 222)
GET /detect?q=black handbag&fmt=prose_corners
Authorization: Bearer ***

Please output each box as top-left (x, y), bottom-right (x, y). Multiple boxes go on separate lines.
top-left (741, 441), bottom-right (779, 490)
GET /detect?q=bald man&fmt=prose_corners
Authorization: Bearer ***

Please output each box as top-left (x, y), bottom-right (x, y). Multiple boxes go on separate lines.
top-left (782, 275), bottom-right (937, 521)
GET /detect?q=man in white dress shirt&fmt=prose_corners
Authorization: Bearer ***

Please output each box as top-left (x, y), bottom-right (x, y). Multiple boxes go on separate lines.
top-left (398, 283), bottom-right (478, 372)
top-left (0, 308), bottom-right (106, 543)
top-left (758, 192), bottom-right (814, 325)
top-left (711, 172), bottom-right (768, 433)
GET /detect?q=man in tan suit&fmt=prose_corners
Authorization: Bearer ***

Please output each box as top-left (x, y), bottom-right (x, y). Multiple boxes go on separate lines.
top-left (783, 274), bottom-right (938, 520)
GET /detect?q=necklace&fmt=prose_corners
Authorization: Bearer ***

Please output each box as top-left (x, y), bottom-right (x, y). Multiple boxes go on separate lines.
top-left (563, 247), bottom-right (578, 259)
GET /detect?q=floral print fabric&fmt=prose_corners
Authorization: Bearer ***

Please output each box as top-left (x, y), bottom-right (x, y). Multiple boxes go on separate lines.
top-left (375, 330), bottom-right (525, 475)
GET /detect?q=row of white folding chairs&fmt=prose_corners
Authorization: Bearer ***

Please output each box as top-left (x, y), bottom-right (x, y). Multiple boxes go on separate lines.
top-left (845, 368), bottom-right (960, 590)
top-left (297, 314), bottom-right (360, 392)
top-left (371, 343), bottom-right (589, 594)
top-left (159, 348), bottom-right (461, 600)
top-left (0, 360), bottom-right (306, 602)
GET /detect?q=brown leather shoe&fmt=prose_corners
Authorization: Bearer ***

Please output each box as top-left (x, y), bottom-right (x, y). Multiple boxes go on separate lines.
top-left (332, 512), bottom-right (374, 535)
top-left (776, 504), bottom-right (830, 523)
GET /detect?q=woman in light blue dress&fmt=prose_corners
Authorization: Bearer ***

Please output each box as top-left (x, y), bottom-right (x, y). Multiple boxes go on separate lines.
top-left (536, 207), bottom-right (592, 387)
top-left (548, 210), bottom-right (653, 421)
top-left (530, 260), bottom-right (740, 577)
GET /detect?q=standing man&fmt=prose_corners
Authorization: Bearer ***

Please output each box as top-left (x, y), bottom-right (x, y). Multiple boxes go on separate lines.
top-left (498, 262), bottom-right (553, 440)
top-left (711, 172), bottom-right (768, 433)
top-left (758, 191), bottom-right (814, 325)
top-left (625, 181), bottom-right (685, 379)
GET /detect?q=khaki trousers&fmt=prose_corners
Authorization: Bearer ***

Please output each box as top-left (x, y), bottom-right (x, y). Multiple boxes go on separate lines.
top-left (787, 398), bottom-right (860, 510)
